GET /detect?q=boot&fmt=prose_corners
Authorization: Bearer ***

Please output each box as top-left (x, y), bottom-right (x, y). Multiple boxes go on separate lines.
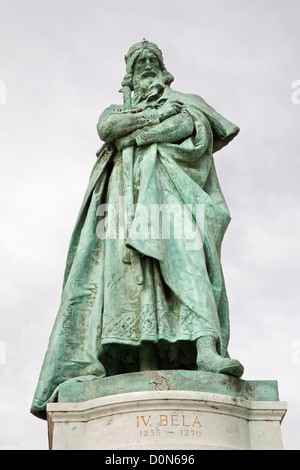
top-left (196, 336), bottom-right (244, 378)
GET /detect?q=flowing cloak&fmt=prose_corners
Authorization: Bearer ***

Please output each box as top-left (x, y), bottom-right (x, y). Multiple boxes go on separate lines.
top-left (30, 88), bottom-right (239, 419)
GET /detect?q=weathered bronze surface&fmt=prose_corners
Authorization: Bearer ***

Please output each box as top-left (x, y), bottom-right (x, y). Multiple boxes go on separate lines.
top-left (31, 40), bottom-right (243, 420)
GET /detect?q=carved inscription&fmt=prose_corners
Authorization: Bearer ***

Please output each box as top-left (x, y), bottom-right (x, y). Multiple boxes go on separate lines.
top-left (136, 413), bottom-right (202, 438)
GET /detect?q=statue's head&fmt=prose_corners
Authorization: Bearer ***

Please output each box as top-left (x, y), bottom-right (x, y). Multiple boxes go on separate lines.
top-left (122, 39), bottom-right (174, 91)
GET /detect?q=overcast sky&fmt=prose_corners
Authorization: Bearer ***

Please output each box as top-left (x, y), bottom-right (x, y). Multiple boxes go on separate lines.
top-left (0, 0), bottom-right (299, 450)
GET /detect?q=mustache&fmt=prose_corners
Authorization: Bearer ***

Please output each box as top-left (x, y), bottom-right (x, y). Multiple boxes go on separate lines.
top-left (140, 70), bottom-right (156, 78)
top-left (132, 72), bottom-right (165, 96)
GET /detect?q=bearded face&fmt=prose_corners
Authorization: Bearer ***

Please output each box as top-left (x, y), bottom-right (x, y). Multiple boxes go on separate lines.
top-left (132, 49), bottom-right (164, 97)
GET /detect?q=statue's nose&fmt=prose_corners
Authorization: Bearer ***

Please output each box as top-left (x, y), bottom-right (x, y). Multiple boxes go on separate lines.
top-left (145, 58), bottom-right (152, 69)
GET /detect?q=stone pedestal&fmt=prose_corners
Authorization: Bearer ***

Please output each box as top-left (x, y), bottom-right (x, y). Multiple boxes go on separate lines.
top-left (47, 371), bottom-right (287, 450)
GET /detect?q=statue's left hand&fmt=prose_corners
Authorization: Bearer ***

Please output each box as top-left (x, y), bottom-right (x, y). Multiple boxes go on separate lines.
top-left (157, 99), bottom-right (183, 122)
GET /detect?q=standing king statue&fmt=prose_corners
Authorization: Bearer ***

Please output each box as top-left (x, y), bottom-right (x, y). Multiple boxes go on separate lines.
top-left (31, 40), bottom-right (244, 419)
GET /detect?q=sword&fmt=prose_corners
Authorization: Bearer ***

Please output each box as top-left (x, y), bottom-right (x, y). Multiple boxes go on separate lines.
top-left (119, 86), bottom-right (143, 285)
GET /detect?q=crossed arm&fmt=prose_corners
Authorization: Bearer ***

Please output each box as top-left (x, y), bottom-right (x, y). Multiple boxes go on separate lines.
top-left (97, 100), bottom-right (195, 150)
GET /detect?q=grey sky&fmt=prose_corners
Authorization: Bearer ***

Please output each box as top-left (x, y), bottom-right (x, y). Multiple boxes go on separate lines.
top-left (0, 0), bottom-right (299, 449)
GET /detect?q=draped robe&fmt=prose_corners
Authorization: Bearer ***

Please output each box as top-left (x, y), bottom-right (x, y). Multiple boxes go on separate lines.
top-left (30, 87), bottom-right (239, 419)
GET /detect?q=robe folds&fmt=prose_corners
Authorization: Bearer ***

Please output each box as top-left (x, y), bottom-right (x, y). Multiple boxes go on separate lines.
top-left (30, 88), bottom-right (239, 419)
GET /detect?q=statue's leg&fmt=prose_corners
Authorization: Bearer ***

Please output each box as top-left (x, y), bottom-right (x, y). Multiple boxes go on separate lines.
top-left (196, 336), bottom-right (244, 378)
top-left (139, 342), bottom-right (158, 371)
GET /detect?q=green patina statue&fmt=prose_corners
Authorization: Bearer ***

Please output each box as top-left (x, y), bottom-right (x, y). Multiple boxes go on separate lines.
top-left (31, 40), bottom-right (244, 419)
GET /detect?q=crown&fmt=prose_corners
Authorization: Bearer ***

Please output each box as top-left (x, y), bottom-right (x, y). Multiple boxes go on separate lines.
top-left (124, 39), bottom-right (164, 72)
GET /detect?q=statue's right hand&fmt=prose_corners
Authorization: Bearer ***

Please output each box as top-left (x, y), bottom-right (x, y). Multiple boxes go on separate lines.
top-left (157, 99), bottom-right (183, 122)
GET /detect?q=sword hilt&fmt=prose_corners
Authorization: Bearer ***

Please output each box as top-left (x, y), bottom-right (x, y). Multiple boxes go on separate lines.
top-left (119, 86), bottom-right (132, 111)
